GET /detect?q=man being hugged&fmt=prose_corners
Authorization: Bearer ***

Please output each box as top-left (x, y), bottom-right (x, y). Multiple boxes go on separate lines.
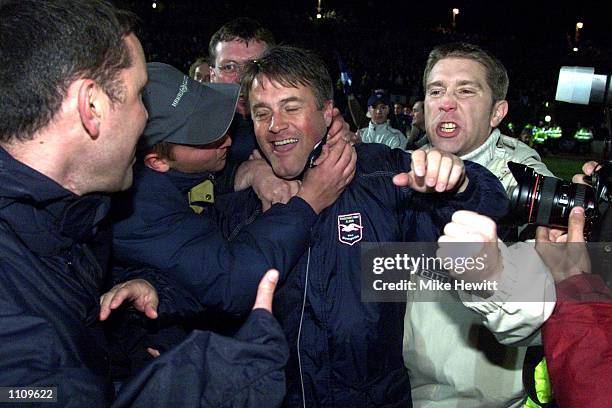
top-left (226, 45), bottom-right (509, 406)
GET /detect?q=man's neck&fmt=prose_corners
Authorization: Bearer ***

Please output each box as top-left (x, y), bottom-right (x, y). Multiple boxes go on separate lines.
top-left (1, 136), bottom-right (83, 195)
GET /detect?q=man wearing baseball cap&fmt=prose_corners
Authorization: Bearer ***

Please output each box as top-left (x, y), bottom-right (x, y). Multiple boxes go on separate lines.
top-left (111, 63), bottom-right (354, 320)
top-left (357, 90), bottom-right (408, 149)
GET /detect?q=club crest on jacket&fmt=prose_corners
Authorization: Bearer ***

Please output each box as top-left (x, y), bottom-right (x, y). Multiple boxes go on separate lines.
top-left (338, 213), bottom-right (363, 246)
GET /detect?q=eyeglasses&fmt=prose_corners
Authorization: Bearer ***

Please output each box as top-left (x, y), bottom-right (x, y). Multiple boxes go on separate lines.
top-left (215, 61), bottom-right (247, 76)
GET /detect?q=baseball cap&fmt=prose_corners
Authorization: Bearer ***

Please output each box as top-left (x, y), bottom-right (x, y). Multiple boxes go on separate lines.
top-left (138, 62), bottom-right (240, 151)
top-left (367, 90), bottom-right (390, 107)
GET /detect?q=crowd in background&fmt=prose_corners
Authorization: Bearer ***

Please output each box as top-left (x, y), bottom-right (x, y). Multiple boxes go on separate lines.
top-left (118, 0), bottom-right (610, 144)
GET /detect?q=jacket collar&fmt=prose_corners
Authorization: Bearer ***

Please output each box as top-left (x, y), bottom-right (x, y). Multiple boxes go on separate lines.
top-left (368, 121), bottom-right (390, 131)
top-left (460, 129), bottom-right (501, 166)
top-left (135, 162), bottom-right (214, 194)
top-left (0, 147), bottom-right (110, 255)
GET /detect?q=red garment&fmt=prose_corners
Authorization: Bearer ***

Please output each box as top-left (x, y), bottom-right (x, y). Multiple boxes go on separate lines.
top-left (542, 274), bottom-right (612, 407)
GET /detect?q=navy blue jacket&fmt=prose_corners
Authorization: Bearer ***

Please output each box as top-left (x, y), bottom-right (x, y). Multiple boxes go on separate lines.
top-left (0, 147), bottom-right (289, 407)
top-left (111, 163), bottom-right (318, 315)
top-left (214, 144), bottom-right (509, 407)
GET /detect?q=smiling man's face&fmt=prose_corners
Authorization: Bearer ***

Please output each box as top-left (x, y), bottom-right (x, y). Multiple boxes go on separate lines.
top-left (249, 75), bottom-right (332, 179)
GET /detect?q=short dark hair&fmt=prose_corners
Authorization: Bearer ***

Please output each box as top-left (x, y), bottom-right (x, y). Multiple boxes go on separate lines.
top-left (208, 17), bottom-right (275, 64)
top-left (0, 0), bottom-right (136, 143)
top-left (423, 42), bottom-right (509, 103)
top-left (241, 46), bottom-right (333, 110)
top-left (147, 141), bottom-right (176, 161)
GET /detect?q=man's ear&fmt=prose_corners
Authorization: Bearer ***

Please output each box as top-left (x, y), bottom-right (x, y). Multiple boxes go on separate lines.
top-left (323, 100), bottom-right (334, 127)
top-left (144, 151), bottom-right (171, 173)
top-left (490, 100), bottom-right (508, 128)
top-left (77, 79), bottom-right (104, 139)
top-left (209, 65), bottom-right (217, 82)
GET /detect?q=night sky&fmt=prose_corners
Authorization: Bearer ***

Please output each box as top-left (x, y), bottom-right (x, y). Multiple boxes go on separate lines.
top-left (116, 0), bottom-right (611, 50)
top-left (327, 0), bottom-right (610, 41)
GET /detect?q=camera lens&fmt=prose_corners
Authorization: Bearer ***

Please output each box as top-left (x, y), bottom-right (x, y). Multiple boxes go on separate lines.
top-left (508, 162), bottom-right (596, 227)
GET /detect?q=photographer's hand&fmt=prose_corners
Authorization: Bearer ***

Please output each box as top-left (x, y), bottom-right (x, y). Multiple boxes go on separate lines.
top-left (572, 160), bottom-right (599, 184)
top-left (535, 206), bottom-right (591, 282)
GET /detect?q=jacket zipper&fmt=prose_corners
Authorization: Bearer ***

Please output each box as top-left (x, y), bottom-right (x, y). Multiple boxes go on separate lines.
top-left (297, 246), bottom-right (311, 408)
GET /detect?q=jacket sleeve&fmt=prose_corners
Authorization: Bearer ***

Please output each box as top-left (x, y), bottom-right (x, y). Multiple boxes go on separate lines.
top-left (112, 309), bottom-right (289, 408)
top-left (385, 131), bottom-right (407, 150)
top-left (113, 191), bottom-right (316, 316)
top-left (393, 152), bottom-right (509, 239)
top-left (112, 266), bottom-right (206, 322)
top-left (0, 300), bottom-right (113, 407)
top-left (458, 241), bottom-right (556, 345)
top-left (391, 150), bottom-right (552, 344)
top-left (427, 159), bottom-right (510, 222)
top-left (541, 274), bottom-right (612, 407)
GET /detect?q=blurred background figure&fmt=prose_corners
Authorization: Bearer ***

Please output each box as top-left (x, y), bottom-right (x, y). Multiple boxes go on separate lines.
top-left (390, 102), bottom-right (411, 135)
top-left (407, 100), bottom-right (427, 149)
top-left (358, 90), bottom-right (407, 149)
top-left (189, 56), bottom-right (211, 82)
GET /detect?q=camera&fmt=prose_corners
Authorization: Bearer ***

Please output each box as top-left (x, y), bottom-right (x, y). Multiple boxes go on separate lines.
top-left (556, 66), bottom-right (611, 107)
top-left (507, 161), bottom-right (611, 239)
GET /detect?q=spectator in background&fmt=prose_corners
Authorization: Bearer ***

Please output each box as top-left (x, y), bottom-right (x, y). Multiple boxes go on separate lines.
top-left (407, 100), bottom-right (427, 149)
top-left (390, 102), bottom-right (411, 134)
top-left (208, 17), bottom-right (274, 164)
top-left (403, 104), bottom-right (411, 116)
top-left (189, 56), bottom-right (211, 82)
top-left (357, 90), bottom-right (407, 149)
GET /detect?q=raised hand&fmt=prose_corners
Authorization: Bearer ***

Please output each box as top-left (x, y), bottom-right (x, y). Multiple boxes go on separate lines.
top-left (392, 148), bottom-right (467, 193)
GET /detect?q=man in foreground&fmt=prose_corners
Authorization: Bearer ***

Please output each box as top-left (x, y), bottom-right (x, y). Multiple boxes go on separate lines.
top-left (112, 62), bottom-right (355, 316)
top-left (0, 1), bottom-right (294, 405)
top-left (227, 45), bottom-right (509, 406)
top-left (401, 42), bottom-right (556, 407)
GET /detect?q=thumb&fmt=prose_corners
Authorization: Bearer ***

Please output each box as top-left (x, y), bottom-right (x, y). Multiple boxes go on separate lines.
top-left (392, 173), bottom-right (411, 187)
top-left (567, 206), bottom-right (586, 243)
top-left (252, 269), bottom-right (279, 313)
